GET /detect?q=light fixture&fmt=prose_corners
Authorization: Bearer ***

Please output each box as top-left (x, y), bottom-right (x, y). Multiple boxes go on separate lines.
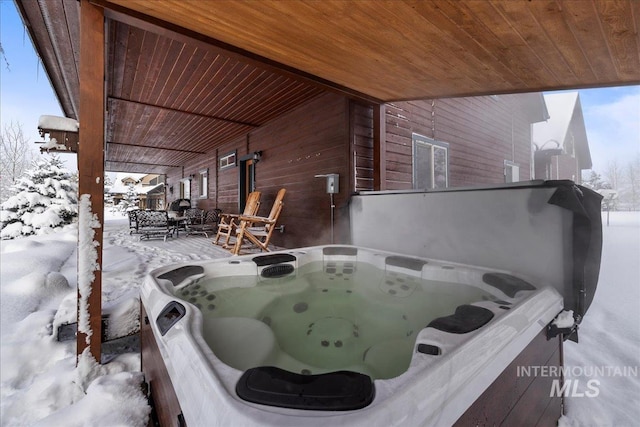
top-left (252, 151), bottom-right (262, 163)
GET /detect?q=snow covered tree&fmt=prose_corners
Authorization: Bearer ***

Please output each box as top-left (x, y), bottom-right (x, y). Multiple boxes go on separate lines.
top-left (118, 183), bottom-right (139, 213)
top-left (0, 155), bottom-right (78, 239)
top-left (604, 160), bottom-right (622, 192)
top-left (0, 121), bottom-right (35, 203)
top-left (582, 171), bottom-right (609, 191)
top-left (625, 155), bottom-right (640, 210)
top-left (104, 173), bottom-right (115, 209)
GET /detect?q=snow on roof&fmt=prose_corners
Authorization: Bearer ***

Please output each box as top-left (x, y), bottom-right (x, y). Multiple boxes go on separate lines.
top-left (115, 172), bottom-right (146, 182)
top-left (518, 92), bottom-right (550, 123)
top-left (532, 92), bottom-right (579, 150)
top-left (108, 173), bottom-right (162, 194)
top-left (137, 183), bottom-right (164, 194)
top-left (38, 115), bottom-right (79, 132)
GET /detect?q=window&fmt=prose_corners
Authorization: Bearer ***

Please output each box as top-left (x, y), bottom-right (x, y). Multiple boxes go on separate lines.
top-left (565, 132), bottom-right (575, 156)
top-left (412, 134), bottom-right (449, 190)
top-left (219, 151), bottom-right (236, 170)
top-left (149, 175), bottom-right (164, 186)
top-left (180, 178), bottom-right (191, 199)
top-left (504, 160), bottom-right (520, 183)
top-left (198, 169), bottom-right (208, 199)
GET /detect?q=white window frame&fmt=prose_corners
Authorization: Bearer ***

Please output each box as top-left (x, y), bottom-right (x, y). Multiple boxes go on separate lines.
top-left (219, 150), bottom-right (236, 170)
top-left (198, 169), bottom-right (208, 199)
top-left (504, 160), bottom-right (520, 183)
top-left (412, 133), bottom-right (449, 190)
top-left (180, 178), bottom-right (191, 199)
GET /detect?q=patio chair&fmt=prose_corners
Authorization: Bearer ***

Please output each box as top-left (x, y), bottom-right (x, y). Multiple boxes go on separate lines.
top-left (231, 188), bottom-right (286, 255)
top-left (137, 210), bottom-right (175, 242)
top-left (186, 208), bottom-right (222, 238)
top-left (180, 207), bottom-right (204, 237)
top-left (128, 209), bottom-right (141, 234)
top-left (214, 191), bottom-right (261, 247)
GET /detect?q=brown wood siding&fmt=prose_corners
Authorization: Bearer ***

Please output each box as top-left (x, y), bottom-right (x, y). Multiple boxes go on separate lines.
top-left (247, 93), bottom-right (350, 248)
top-left (385, 95), bottom-right (534, 189)
top-left (165, 138), bottom-right (245, 213)
top-left (140, 304), bottom-right (183, 427)
top-left (168, 93), bottom-right (540, 247)
top-left (209, 138), bottom-right (247, 213)
top-left (351, 102), bottom-right (374, 192)
top-left (454, 330), bottom-right (562, 427)
top-left (552, 153), bottom-right (580, 183)
top-left (170, 92), bottom-right (351, 249)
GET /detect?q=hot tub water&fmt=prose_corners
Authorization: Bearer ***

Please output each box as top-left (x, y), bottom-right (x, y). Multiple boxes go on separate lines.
top-left (174, 260), bottom-right (493, 379)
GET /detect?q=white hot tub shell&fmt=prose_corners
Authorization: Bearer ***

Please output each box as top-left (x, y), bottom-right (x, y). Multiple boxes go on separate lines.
top-left (142, 246), bottom-right (563, 426)
top-left (140, 180), bottom-right (602, 426)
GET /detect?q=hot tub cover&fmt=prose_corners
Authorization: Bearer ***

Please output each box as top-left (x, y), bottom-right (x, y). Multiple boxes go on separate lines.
top-left (350, 180), bottom-right (602, 328)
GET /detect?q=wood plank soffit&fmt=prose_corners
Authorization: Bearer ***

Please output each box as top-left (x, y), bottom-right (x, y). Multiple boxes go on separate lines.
top-left (93, 0), bottom-right (383, 105)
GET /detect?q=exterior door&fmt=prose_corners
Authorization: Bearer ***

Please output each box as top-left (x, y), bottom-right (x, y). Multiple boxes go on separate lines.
top-left (239, 158), bottom-right (256, 212)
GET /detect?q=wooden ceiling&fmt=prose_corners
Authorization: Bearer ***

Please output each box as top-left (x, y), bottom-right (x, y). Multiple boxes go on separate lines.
top-left (104, 20), bottom-right (324, 173)
top-left (16, 0), bottom-right (640, 174)
top-left (104, 0), bottom-right (640, 101)
top-left (18, 0), bottom-right (326, 174)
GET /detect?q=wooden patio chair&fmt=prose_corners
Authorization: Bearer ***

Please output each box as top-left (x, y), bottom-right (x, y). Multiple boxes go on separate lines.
top-left (213, 191), bottom-right (261, 247)
top-left (231, 188), bottom-right (286, 255)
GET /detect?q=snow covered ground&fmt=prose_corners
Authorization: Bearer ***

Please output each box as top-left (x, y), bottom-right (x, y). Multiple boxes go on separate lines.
top-left (560, 211), bottom-right (640, 427)
top-left (1, 211), bottom-right (638, 426)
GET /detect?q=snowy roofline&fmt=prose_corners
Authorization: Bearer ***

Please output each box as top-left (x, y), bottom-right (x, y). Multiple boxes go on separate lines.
top-left (107, 183), bottom-right (164, 195)
top-left (532, 92), bottom-right (580, 149)
top-left (38, 115), bottom-right (79, 132)
top-left (114, 172), bottom-right (147, 181)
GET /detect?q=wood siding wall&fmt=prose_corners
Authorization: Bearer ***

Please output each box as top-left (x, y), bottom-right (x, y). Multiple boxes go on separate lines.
top-left (454, 330), bottom-right (562, 426)
top-left (166, 92), bottom-right (352, 248)
top-left (383, 95), bottom-right (534, 189)
top-left (141, 304), bottom-right (184, 427)
top-left (351, 102), bottom-right (375, 192)
top-left (167, 93), bottom-right (540, 249)
top-left (553, 153), bottom-right (580, 183)
top-left (534, 153), bottom-right (580, 183)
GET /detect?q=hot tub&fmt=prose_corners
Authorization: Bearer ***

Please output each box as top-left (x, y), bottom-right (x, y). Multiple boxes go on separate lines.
top-left (141, 245), bottom-right (563, 426)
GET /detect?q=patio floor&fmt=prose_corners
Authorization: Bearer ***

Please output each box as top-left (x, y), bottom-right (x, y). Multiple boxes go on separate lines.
top-left (104, 217), bottom-right (280, 261)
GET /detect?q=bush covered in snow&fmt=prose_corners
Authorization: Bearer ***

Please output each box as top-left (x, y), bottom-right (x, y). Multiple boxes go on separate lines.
top-left (1, 155), bottom-right (78, 239)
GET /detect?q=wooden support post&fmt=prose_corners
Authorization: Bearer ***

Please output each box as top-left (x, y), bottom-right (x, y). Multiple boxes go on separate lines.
top-left (77, 0), bottom-right (105, 362)
top-left (373, 104), bottom-right (387, 191)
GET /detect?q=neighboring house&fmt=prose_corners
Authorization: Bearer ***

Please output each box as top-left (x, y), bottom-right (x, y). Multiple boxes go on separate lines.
top-left (376, 93), bottom-right (549, 190)
top-left (109, 173), bottom-right (165, 210)
top-left (532, 92), bottom-right (592, 183)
